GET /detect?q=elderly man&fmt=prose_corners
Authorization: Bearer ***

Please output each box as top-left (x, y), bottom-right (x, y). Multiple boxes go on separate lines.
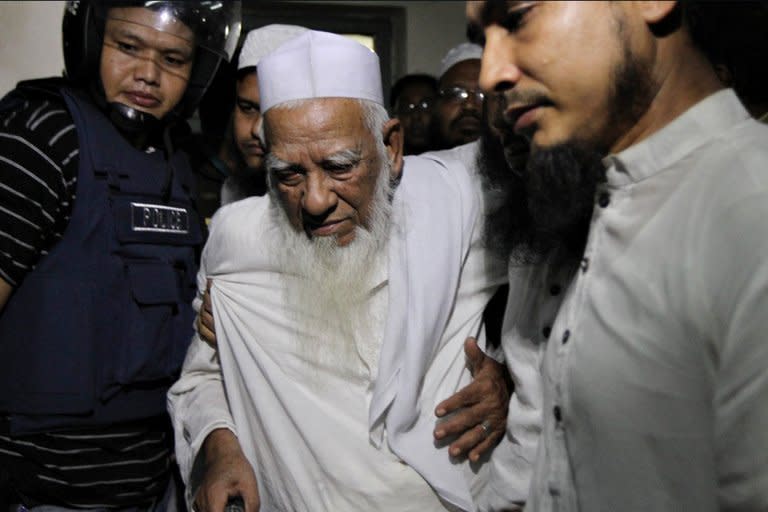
top-left (469, 1), bottom-right (768, 510)
top-left (169, 30), bottom-right (517, 511)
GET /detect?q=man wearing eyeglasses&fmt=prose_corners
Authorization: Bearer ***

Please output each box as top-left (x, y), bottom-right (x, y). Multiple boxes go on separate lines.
top-left (390, 74), bottom-right (439, 155)
top-left (434, 43), bottom-right (484, 150)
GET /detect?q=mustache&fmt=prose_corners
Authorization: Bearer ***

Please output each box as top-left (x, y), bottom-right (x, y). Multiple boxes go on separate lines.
top-left (450, 109), bottom-right (482, 128)
top-left (491, 90), bottom-right (553, 133)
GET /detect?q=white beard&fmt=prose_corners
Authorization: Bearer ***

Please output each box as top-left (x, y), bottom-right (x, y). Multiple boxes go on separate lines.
top-left (269, 160), bottom-right (393, 380)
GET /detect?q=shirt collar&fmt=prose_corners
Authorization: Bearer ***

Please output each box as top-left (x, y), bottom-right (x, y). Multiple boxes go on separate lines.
top-left (602, 89), bottom-right (750, 188)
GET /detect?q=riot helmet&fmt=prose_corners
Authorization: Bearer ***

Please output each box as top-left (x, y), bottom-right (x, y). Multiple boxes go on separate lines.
top-left (62, 1), bottom-right (241, 133)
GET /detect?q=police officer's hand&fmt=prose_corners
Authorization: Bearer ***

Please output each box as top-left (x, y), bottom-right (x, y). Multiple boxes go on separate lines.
top-left (194, 428), bottom-right (260, 512)
top-left (197, 278), bottom-right (217, 347)
top-left (433, 337), bottom-right (511, 462)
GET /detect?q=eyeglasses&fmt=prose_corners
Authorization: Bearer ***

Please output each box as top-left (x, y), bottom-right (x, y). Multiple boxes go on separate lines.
top-left (396, 98), bottom-right (434, 116)
top-left (438, 86), bottom-right (485, 104)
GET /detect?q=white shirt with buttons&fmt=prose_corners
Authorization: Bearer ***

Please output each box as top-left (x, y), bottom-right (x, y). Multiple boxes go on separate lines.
top-left (507, 89), bottom-right (768, 511)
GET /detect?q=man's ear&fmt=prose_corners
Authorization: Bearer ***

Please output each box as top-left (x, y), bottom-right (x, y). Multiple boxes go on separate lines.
top-left (635, 1), bottom-right (678, 24)
top-left (382, 117), bottom-right (404, 181)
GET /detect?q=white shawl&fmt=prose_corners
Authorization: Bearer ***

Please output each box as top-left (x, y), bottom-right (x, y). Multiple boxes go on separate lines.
top-left (169, 153), bottom-right (491, 510)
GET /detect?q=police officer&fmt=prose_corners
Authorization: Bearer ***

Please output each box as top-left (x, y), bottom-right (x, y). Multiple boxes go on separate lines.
top-left (0, 1), bottom-right (240, 509)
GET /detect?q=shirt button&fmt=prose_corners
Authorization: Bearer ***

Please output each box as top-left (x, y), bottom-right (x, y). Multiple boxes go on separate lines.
top-left (553, 406), bottom-right (562, 422)
top-left (580, 257), bottom-right (589, 272)
top-left (562, 329), bottom-right (570, 344)
top-left (542, 326), bottom-right (552, 338)
top-left (549, 284), bottom-right (561, 296)
top-left (598, 192), bottom-right (611, 208)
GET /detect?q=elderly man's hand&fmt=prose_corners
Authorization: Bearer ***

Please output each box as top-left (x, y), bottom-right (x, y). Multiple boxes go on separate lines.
top-left (197, 278), bottom-right (217, 347)
top-left (433, 337), bottom-right (511, 462)
top-left (194, 429), bottom-right (260, 512)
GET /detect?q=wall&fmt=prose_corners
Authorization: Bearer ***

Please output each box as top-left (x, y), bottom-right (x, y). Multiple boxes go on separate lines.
top-left (0, 1), bottom-right (66, 96)
top-left (0, 1), bottom-right (467, 97)
top-left (404, 1), bottom-right (469, 75)
top-left (323, 0), bottom-right (469, 76)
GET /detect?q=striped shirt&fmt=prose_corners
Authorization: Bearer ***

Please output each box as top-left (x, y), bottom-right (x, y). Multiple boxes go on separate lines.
top-left (0, 96), bottom-right (77, 286)
top-left (0, 92), bottom-right (172, 507)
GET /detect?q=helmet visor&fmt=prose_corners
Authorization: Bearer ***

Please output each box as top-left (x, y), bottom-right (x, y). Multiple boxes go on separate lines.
top-left (102, 7), bottom-right (197, 80)
top-left (96, 1), bottom-right (241, 61)
top-left (91, 1), bottom-right (242, 118)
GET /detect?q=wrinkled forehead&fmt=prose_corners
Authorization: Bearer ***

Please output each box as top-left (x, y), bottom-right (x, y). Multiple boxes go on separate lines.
top-left (106, 6), bottom-right (195, 44)
top-left (265, 98), bottom-right (368, 142)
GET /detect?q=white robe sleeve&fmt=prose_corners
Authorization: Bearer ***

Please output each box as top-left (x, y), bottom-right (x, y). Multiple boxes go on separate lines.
top-left (704, 189), bottom-right (768, 509)
top-left (167, 231), bottom-right (238, 496)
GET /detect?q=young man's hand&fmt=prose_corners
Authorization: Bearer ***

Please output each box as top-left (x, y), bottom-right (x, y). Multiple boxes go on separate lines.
top-left (434, 337), bottom-right (512, 461)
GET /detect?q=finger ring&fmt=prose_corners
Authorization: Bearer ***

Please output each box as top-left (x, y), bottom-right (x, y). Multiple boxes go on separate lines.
top-left (479, 419), bottom-right (491, 438)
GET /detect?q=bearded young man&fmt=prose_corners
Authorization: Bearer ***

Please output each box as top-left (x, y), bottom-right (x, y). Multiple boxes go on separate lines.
top-left (168, 30), bottom-right (526, 512)
top-left (468, 1), bottom-right (768, 510)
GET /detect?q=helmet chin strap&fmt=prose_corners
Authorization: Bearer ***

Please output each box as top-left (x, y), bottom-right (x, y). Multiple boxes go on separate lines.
top-left (108, 101), bottom-right (176, 203)
top-left (108, 102), bottom-right (162, 136)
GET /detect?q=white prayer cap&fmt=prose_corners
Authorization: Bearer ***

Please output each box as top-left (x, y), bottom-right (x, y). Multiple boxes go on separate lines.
top-left (237, 24), bottom-right (310, 70)
top-left (439, 42), bottom-right (483, 78)
top-left (258, 30), bottom-right (383, 113)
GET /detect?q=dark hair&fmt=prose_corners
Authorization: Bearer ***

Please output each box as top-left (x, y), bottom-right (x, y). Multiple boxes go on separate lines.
top-left (681, 1), bottom-right (768, 112)
top-left (236, 65), bottom-right (257, 83)
top-left (389, 73), bottom-right (438, 108)
top-left (199, 58), bottom-right (236, 137)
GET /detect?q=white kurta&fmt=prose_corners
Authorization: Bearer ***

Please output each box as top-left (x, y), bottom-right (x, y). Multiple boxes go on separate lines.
top-left (428, 141), bottom-right (538, 510)
top-left (508, 89), bottom-right (768, 511)
top-left (169, 153), bottom-right (508, 511)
